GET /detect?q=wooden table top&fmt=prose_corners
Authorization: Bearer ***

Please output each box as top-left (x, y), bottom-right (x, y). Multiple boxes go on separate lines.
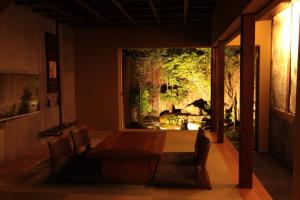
top-left (87, 131), bottom-right (166, 160)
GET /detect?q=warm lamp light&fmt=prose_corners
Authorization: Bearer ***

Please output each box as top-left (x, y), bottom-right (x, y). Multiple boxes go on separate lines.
top-left (273, 0), bottom-right (300, 70)
top-left (274, 7), bottom-right (291, 57)
top-left (291, 1), bottom-right (300, 66)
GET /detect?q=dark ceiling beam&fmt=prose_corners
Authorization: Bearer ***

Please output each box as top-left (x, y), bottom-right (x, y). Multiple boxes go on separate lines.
top-left (14, 0), bottom-right (37, 5)
top-left (128, 6), bottom-right (213, 11)
top-left (32, 8), bottom-right (54, 13)
top-left (111, 0), bottom-right (136, 26)
top-left (111, 19), bottom-right (210, 23)
top-left (37, 0), bottom-right (83, 24)
top-left (76, 0), bottom-right (111, 26)
top-left (184, 0), bottom-right (189, 24)
top-left (32, 6), bottom-right (213, 13)
top-left (148, 0), bottom-right (160, 24)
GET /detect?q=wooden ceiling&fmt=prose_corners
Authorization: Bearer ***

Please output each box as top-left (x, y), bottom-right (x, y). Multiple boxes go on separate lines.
top-left (14, 0), bottom-right (215, 27)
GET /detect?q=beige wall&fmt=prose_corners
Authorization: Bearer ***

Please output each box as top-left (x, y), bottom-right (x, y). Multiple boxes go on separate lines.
top-left (0, 4), bottom-right (76, 162)
top-left (227, 20), bottom-right (272, 152)
top-left (74, 25), bottom-right (211, 131)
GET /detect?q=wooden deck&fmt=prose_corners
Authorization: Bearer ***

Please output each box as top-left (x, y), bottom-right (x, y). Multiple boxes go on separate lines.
top-left (209, 132), bottom-right (272, 200)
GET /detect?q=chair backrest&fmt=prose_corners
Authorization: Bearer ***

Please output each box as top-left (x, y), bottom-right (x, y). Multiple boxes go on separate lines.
top-left (48, 135), bottom-right (73, 175)
top-left (70, 126), bottom-right (91, 155)
top-left (195, 135), bottom-right (210, 167)
top-left (195, 128), bottom-right (205, 153)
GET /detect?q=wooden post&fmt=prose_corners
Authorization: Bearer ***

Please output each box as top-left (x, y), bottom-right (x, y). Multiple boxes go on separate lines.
top-left (239, 14), bottom-right (255, 188)
top-left (211, 47), bottom-right (218, 132)
top-left (216, 42), bottom-right (225, 143)
top-left (56, 15), bottom-right (63, 129)
top-left (292, 20), bottom-right (300, 200)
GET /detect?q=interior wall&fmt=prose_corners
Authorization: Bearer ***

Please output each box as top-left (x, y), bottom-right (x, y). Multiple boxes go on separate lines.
top-left (227, 20), bottom-right (272, 152)
top-left (212, 0), bottom-right (273, 45)
top-left (0, 3), bottom-right (76, 163)
top-left (74, 25), bottom-right (211, 131)
top-left (212, 0), bottom-right (251, 43)
top-left (60, 25), bottom-right (77, 123)
top-left (255, 21), bottom-right (271, 152)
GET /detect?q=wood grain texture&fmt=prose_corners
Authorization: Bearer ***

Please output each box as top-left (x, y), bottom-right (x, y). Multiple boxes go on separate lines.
top-left (216, 42), bottom-right (225, 143)
top-left (213, 133), bottom-right (272, 200)
top-left (0, 4), bottom-right (75, 162)
top-left (211, 47), bottom-right (218, 132)
top-left (239, 14), bottom-right (255, 188)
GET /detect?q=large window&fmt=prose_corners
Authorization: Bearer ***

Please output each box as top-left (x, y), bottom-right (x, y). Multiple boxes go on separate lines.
top-left (0, 73), bottom-right (39, 121)
top-left (122, 48), bottom-right (211, 130)
top-left (271, 1), bottom-right (300, 116)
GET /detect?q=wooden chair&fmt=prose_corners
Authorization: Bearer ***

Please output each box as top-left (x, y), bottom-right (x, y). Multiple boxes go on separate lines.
top-left (195, 135), bottom-right (211, 189)
top-left (70, 126), bottom-right (91, 155)
top-left (48, 135), bottom-right (73, 177)
top-left (48, 134), bottom-right (101, 182)
top-left (161, 128), bottom-right (205, 164)
top-left (154, 128), bottom-right (211, 189)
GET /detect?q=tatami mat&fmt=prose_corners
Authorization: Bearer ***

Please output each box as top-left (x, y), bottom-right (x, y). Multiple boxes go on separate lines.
top-left (0, 130), bottom-right (243, 200)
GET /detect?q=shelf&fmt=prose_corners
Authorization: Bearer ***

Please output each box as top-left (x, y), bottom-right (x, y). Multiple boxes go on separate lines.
top-left (0, 111), bottom-right (40, 123)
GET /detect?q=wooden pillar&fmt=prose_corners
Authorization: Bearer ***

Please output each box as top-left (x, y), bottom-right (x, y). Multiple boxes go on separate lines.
top-left (211, 47), bottom-right (218, 132)
top-left (292, 22), bottom-right (300, 200)
top-left (239, 14), bottom-right (255, 188)
top-left (216, 42), bottom-right (225, 143)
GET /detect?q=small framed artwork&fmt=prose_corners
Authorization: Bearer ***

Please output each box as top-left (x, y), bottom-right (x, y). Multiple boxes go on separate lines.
top-left (45, 32), bottom-right (59, 93)
top-left (49, 61), bottom-right (57, 79)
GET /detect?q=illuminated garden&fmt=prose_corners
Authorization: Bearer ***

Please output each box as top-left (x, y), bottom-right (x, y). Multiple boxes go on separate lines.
top-left (122, 48), bottom-right (241, 131)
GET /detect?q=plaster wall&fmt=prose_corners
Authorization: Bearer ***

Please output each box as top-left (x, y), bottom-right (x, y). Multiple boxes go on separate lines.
top-left (74, 25), bottom-right (211, 131)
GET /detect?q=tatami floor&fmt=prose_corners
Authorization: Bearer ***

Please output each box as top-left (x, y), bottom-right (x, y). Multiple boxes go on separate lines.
top-left (0, 130), bottom-right (269, 200)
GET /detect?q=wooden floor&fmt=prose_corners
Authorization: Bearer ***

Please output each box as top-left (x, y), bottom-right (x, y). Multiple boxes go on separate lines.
top-left (0, 130), bottom-right (272, 200)
top-left (208, 132), bottom-right (272, 200)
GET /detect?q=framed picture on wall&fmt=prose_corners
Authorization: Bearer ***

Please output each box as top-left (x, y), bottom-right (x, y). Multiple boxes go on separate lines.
top-left (49, 61), bottom-right (57, 79)
top-left (45, 32), bottom-right (59, 93)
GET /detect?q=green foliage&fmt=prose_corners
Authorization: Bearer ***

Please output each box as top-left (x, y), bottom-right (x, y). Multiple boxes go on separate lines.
top-left (225, 128), bottom-right (239, 141)
top-left (129, 90), bottom-right (139, 108)
top-left (186, 98), bottom-right (211, 115)
top-left (140, 89), bottom-right (152, 114)
top-left (225, 47), bottom-right (240, 101)
top-left (124, 48), bottom-right (212, 124)
top-left (224, 47), bottom-right (240, 126)
top-left (167, 114), bottom-right (180, 125)
top-left (160, 48), bottom-right (211, 104)
top-left (160, 85), bottom-right (188, 104)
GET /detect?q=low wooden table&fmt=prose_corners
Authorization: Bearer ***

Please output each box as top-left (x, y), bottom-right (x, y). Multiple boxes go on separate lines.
top-left (87, 131), bottom-right (166, 183)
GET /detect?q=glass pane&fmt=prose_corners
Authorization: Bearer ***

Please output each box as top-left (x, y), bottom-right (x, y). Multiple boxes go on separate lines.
top-left (0, 74), bottom-right (40, 120)
top-left (290, 1), bottom-right (300, 114)
top-left (271, 8), bottom-right (291, 111)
